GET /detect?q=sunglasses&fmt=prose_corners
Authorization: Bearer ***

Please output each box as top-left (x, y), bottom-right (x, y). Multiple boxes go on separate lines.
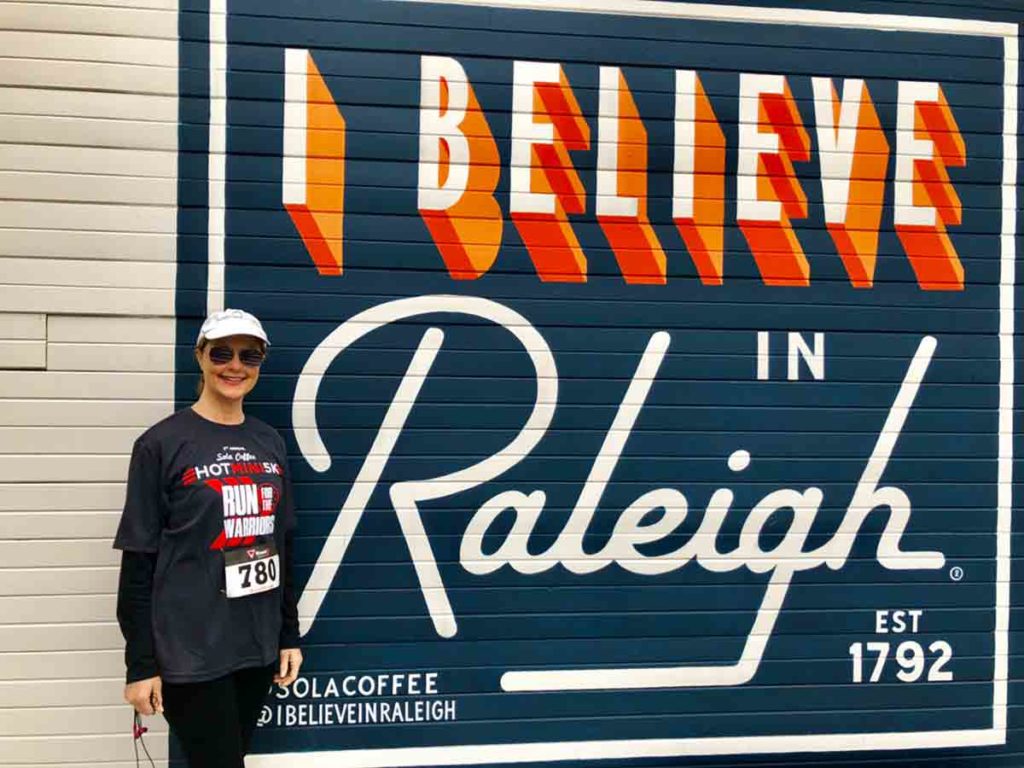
top-left (208, 345), bottom-right (266, 367)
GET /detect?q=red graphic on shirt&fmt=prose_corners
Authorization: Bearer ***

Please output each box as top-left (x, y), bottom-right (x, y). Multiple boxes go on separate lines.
top-left (206, 476), bottom-right (279, 550)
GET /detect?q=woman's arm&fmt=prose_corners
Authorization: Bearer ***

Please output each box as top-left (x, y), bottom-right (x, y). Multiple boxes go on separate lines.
top-left (117, 550), bottom-right (164, 715)
top-left (114, 435), bottom-right (165, 713)
top-left (275, 526), bottom-right (303, 687)
top-left (280, 526), bottom-right (300, 649)
top-left (116, 550), bottom-right (159, 682)
top-left (275, 434), bottom-right (302, 686)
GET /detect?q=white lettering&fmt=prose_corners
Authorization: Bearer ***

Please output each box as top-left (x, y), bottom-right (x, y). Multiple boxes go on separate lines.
top-left (222, 486), bottom-right (237, 517)
top-left (418, 56), bottom-right (471, 211)
top-left (241, 485), bottom-right (259, 516)
top-left (895, 80), bottom-right (941, 226)
top-left (596, 65), bottom-right (637, 217)
top-left (294, 296), bottom-right (557, 639)
top-left (673, 69), bottom-right (697, 220)
top-left (812, 77), bottom-right (862, 223)
top-left (787, 331), bottom-right (825, 381)
top-left (510, 60), bottom-right (562, 214)
top-left (294, 296), bottom-right (945, 692)
top-left (357, 676), bottom-right (375, 697)
top-left (737, 73), bottom-right (785, 221)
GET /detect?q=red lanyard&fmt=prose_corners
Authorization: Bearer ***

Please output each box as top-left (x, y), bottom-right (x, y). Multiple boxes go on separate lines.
top-left (132, 712), bottom-right (156, 768)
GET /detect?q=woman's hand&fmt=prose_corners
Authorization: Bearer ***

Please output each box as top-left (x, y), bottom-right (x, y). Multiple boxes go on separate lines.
top-left (275, 648), bottom-right (303, 687)
top-left (124, 675), bottom-right (163, 716)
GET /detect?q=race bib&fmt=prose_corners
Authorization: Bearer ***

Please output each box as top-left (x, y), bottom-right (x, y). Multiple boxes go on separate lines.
top-left (224, 542), bottom-right (280, 598)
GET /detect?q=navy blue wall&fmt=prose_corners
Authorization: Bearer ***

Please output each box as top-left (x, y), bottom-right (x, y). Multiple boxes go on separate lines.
top-left (177, 1), bottom-right (1023, 765)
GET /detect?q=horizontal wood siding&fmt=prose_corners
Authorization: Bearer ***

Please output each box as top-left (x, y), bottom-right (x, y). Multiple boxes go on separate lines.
top-left (0, 0), bottom-right (176, 764)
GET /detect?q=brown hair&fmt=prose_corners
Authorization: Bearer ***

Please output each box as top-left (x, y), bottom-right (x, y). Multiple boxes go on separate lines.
top-left (194, 340), bottom-right (208, 397)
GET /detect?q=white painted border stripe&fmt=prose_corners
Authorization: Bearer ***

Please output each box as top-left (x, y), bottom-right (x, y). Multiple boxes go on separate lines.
top-left (204, 1), bottom-right (1018, 763)
top-left (993, 30), bottom-right (1017, 738)
top-left (394, 0), bottom-right (1017, 37)
top-left (206, 0), bottom-right (226, 316)
top-left (250, 728), bottom-right (1004, 767)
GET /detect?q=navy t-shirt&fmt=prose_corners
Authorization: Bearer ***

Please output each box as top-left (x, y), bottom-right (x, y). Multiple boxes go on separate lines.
top-left (114, 407), bottom-right (297, 683)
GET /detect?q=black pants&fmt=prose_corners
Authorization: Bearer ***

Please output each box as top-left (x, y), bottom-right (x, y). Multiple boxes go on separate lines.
top-left (163, 663), bottom-right (276, 768)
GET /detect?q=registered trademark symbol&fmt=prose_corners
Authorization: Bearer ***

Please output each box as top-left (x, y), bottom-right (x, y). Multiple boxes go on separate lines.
top-left (950, 566), bottom-right (964, 581)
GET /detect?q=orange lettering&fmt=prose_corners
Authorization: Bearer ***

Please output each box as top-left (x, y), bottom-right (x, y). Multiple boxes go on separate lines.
top-left (418, 56), bottom-right (503, 280)
top-left (813, 78), bottom-right (890, 288)
top-left (894, 81), bottom-right (966, 290)
top-left (673, 70), bottom-right (726, 285)
top-left (282, 49), bottom-right (346, 276)
top-left (736, 74), bottom-right (811, 287)
top-left (596, 66), bottom-right (666, 284)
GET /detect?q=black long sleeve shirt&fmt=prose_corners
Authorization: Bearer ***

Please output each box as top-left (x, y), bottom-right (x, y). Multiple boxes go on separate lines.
top-left (114, 408), bottom-right (300, 684)
top-left (117, 528), bottom-right (300, 684)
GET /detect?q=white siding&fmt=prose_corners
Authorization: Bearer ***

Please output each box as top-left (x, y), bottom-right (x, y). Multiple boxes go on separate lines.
top-left (0, 0), bottom-right (176, 763)
top-left (0, 313), bottom-right (45, 369)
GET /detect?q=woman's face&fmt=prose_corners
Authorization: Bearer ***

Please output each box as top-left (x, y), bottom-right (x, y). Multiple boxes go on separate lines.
top-left (197, 334), bottom-right (265, 403)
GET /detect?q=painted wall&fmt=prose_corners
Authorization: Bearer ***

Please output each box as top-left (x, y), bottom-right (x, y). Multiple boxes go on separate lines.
top-left (2, 1), bottom-right (1022, 767)
top-left (190, 1), bottom-right (1022, 766)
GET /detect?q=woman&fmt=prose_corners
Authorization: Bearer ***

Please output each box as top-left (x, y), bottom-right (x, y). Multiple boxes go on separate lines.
top-left (114, 308), bottom-right (303, 768)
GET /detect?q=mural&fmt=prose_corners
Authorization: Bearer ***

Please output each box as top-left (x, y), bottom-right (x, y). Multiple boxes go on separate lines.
top-left (176, 1), bottom-right (1019, 765)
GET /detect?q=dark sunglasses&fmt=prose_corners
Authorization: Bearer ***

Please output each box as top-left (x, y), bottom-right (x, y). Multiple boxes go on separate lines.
top-left (208, 345), bottom-right (266, 367)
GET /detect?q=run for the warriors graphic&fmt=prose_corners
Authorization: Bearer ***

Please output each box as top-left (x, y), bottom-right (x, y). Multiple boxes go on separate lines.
top-left (178, 445), bottom-right (283, 549)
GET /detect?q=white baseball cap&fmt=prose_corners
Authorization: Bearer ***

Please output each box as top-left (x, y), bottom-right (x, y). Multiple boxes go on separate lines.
top-left (196, 308), bottom-right (270, 346)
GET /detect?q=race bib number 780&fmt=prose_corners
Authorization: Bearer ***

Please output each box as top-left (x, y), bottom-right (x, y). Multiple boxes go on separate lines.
top-left (224, 543), bottom-right (280, 599)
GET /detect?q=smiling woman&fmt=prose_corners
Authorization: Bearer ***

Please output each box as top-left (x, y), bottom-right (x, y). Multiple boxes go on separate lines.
top-left (114, 308), bottom-right (303, 768)
top-left (195, 335), bottom-right (266, 401)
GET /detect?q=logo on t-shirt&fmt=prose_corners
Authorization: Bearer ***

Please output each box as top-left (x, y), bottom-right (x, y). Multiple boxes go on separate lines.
top-left (183, 444), bottom-right (284, 550)
top-left (206, 477), bottom-right (279, 549)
